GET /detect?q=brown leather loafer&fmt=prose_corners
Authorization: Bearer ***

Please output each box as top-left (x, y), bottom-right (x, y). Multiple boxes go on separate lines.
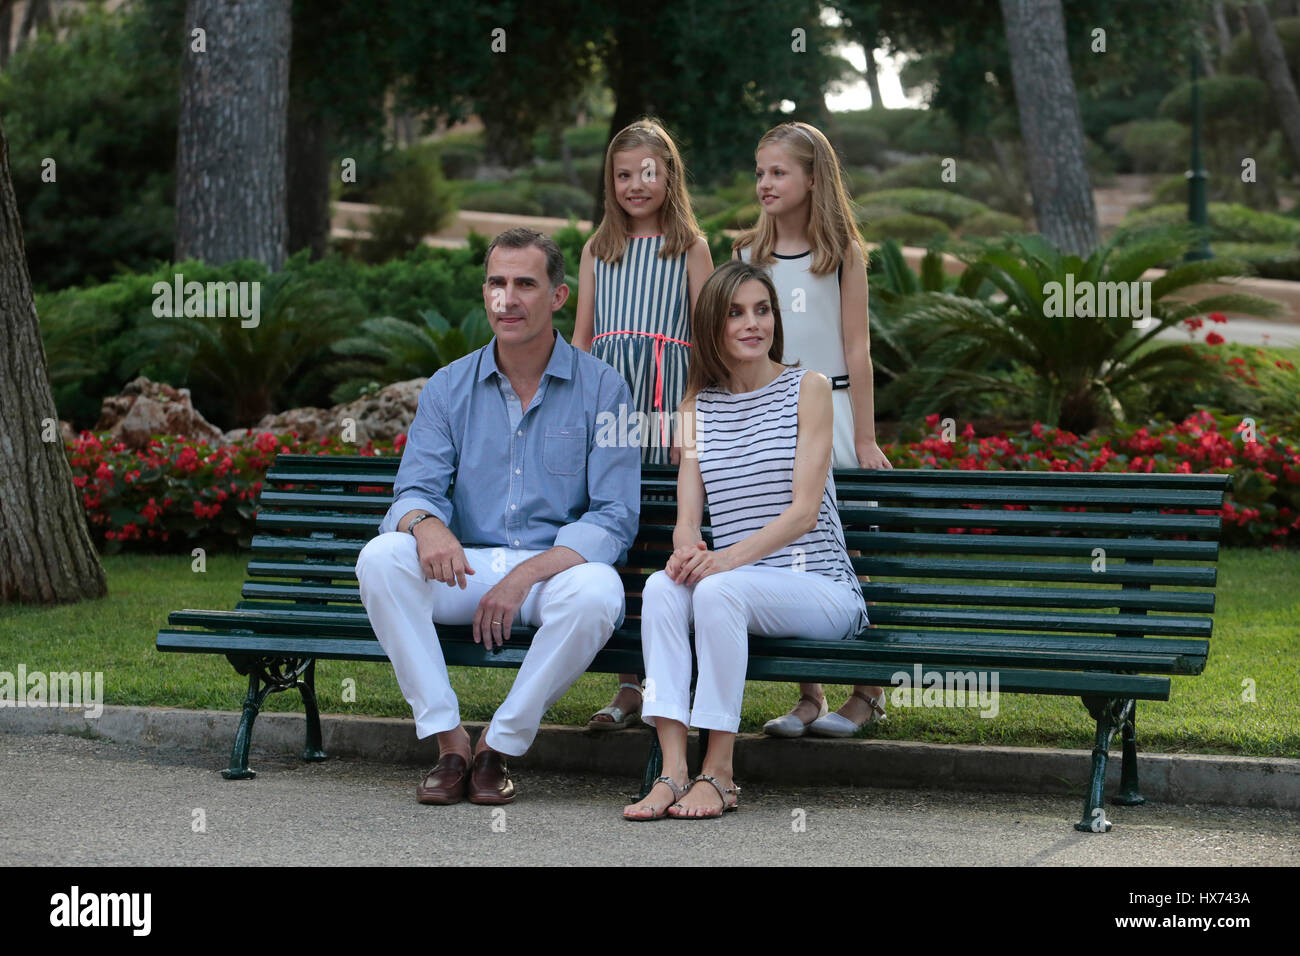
top-left (416, 752), bottom-right (470, 805)
top-left (467, 749), bottom-right (516, 804)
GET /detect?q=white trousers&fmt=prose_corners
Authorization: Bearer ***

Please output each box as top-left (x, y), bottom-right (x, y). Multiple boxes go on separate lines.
top-left (355, 532), bottom-right (624, 755)
top-left (640, 565), bottom-right (864, 733)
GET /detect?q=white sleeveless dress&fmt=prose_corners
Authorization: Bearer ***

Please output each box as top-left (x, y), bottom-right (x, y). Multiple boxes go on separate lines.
top-left (738, 246), bottom-right (859, 468)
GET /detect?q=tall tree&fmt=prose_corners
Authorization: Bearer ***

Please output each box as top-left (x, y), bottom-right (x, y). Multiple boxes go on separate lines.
top-left (1244, 1), bottom-right (1300, 168)
top-left (0, 116), bottom-right (106, 604)
top-left (174, 0), bottom-right (292, 269)
top-left (999, 0), bottom-right (1099, 255)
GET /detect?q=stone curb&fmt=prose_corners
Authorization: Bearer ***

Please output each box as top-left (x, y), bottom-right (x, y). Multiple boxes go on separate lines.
top-left (4, 704), bottom-right (1298, 811)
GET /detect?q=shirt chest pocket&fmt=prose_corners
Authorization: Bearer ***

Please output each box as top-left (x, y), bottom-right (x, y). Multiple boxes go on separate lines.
top-left (542, 426), bottom-right (586, 476)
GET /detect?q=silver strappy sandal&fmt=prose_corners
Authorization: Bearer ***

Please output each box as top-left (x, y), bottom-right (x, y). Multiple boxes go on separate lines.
top-left (624, 775), bottom-right (689, 821)
top-left (669, 773), bottom-right (740, 818)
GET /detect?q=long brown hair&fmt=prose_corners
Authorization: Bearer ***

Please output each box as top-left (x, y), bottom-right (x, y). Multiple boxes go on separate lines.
top-left (684, 261), bottom-right (786, 399)
top-left (732, 122), bottom-right (863, 276)
top-left (589, 118), bottom-right (701, 264)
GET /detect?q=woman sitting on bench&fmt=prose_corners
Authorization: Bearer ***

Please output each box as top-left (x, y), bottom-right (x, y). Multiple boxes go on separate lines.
top-left (622, 260), bottom-right (869, 820)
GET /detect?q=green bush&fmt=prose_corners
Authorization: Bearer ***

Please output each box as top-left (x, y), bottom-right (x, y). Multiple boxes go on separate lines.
top-left (689, 192), bottom-right (732, 219)
top-left (1106, 119), bottom-right (1189, 174)
top-left (861, 213), bottom-right (950, 245)
top-left (855, 188), bottom-right (990, 228)
top-left (528, 155), bottom-right (602, 189)
top-left (1223, 17), bottom-right (1300, 82)
top-left (896, 111), bottom-right (963, 156)
top-left (1149, 174), bottom-right (1190, 207)
top-left (828, 123), bottom-right (889, 166)
top-left (957, 210), bottom-right (1025, 237)
top-left (701, 201), bottom-right (760, 231)
top-left (364, 147), bottom-right (457, 263)
top-left (530, 183), bottom-right (593, 219)
top-left (840, 166), bottom-right (877, 195)
top-left (434, 133), bottom-right (486, 180)
top-left (1159, 75), bottom-right (1272, 128)
top-left (1214, 242), bottom-right (1300, 282)
top-left (459, 188), bottom-right (545, 217)
top-left (0, 0), bottom-right (185, 291)
top-left (1115, 202), bottom-right (1300, 246)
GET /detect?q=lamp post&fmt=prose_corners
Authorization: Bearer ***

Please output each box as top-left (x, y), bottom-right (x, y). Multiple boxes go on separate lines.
top-left (1186, 45), bottom-right (1212, 261)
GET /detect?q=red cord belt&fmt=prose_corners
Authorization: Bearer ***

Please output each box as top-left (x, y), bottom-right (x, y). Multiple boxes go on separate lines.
top-left (592, 330), bottom-right (691, 445)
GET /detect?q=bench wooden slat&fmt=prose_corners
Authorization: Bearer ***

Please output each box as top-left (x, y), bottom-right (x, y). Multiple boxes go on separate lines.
top-left (833, 470), bottom-right (1231, 490)
top-left (866, 605), bottom-right (1212, 637)
top-left (860, 582), bottom-right (1215, 613)
top-left (838, 504), bottom-right (1222, 535)
top-left (831, 483), bottom-right (1225, 508)
top-left (854, 557), bottom-right (1217, 587)
top-left (157, 626), bottom-right (1177, 701)
top-left (845, 531), bottom-right (1220, 560)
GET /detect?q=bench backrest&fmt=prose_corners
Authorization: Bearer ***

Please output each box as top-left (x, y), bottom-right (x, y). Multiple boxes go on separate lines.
top-left (249, 456), bottom-right (1228, 653)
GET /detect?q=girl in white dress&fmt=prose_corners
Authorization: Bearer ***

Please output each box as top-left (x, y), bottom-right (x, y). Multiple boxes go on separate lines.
top-left (733, 121), bottom-right (893, 738)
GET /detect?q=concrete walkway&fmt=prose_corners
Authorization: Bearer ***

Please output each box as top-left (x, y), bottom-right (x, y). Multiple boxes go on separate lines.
top-left (2, 732), bottom-right (1295, 867)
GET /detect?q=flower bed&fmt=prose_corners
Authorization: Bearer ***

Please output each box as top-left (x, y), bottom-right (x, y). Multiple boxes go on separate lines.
top-left (884, 410), bottom-right (1299, 546)
top-left (67, 409), bottom-right (1299, 550)
top-left (67, 430), bottom-right (405, 552)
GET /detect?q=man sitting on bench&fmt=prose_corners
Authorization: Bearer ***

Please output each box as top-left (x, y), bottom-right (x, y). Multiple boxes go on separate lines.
top-left (356, 227), bottom-right (640, 805)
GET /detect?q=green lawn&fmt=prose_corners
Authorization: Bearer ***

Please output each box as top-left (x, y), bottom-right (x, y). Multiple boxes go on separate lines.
top-left (1, 549), bottom-right (1296, 757)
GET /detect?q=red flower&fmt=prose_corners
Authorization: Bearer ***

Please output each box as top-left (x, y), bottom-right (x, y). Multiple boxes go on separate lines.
top-left (1209, 312), bottom-right (1227, 324)
top-left (95, 463), bottom-right (113, 481)
top-left (1205, 332), bottom-right (1225, 346)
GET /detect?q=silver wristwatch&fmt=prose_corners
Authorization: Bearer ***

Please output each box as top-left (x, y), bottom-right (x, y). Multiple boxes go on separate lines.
top-left (407, 513), bottom-right (435, 534)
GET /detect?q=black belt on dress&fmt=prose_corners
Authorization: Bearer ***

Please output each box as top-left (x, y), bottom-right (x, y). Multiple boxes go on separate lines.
top-left (830, 375), bottom-right (850, 390)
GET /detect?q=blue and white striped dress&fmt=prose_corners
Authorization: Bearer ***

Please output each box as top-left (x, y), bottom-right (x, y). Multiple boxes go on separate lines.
top-left (591, 235), bottom-right (690, 465)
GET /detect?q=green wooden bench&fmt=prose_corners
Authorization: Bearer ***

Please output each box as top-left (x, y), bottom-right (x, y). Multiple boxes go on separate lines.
top-left (157, 454), bottom-right (1229, 832)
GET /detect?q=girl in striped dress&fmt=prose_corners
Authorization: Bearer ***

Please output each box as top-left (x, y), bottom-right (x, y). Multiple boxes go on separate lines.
top-left (622, 260), bottom-right (868, 820)
top-left (734, 121), bottom-right (893, 739)
top-left (574, 119), bottom-right (714, 730)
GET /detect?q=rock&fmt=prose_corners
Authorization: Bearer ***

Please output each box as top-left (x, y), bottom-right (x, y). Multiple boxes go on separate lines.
top-left (93, 377), bottom-right (225, 450)
top-left (227, 378), bottom-right (428, 446)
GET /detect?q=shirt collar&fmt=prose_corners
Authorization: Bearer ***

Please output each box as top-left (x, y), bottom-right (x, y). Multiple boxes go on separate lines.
top-left (476, 328), bottom-right (574, 383)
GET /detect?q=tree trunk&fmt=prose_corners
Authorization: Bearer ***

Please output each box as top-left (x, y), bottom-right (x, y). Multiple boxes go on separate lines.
top-left (0, 1), bottom-right (13, 70)
top-left (286, 97), bottom-right (330, 260)
top-left (999, 0), bottom-right (1100, 256)
top-left (0, 117), bottom-right (107, 604)
top-left (14, 0), bottom-right (49, 52)
top-left (864, 46), bottom-right (885, 110)
top-left (174, 0), bottom-right (292, 270)
top-left (1245, 2), bottom-right (1300, 169)
top-left (1212, 2), bottom-right (1234, 60)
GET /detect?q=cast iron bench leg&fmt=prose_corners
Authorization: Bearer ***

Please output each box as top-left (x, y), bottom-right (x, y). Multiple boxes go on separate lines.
top-left (298, 660), bottom-right (328, 762)
top-left (1112, 700), bottom-right (1145, 807)
top-left (1075, 697), bottom-right (1132, 832)
top-left (223, 668), bottom-right (268, 780)
top-left (222, 656), bottom-right (321, 780)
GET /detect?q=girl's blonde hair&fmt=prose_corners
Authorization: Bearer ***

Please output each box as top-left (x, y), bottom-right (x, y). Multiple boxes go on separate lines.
top-left (733, 122), bottom-right (863, 276)
top-left (589, 118), bottom-right (701, 264)
top-left (684, 260), bottom-right (786, 400)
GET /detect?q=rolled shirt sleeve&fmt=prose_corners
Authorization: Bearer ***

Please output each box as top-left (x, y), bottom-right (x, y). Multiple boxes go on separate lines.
top-left (379, 374), bottom-right (457, 535)
top-left (553, 370), bottom-right (640, 565)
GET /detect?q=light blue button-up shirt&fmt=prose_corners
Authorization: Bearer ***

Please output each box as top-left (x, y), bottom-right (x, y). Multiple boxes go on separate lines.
top-left (380, 330), bottom-right (641, 566)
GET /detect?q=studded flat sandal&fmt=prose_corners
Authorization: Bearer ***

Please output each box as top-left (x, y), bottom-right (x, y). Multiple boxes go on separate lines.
top-left (668, 773), bottom-right (740, 819)
top-left (623, 775), bottom-right (689, 821)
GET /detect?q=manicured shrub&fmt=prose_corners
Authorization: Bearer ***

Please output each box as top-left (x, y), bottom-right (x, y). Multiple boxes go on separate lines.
top-left (855, 188), bottom-right (990, 228)
top-left (861, 213), bottom-right (950, 245)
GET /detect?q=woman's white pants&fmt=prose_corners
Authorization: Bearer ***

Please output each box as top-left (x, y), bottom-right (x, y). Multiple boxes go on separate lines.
top-left (639, 565), bottom-right (864, 733)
